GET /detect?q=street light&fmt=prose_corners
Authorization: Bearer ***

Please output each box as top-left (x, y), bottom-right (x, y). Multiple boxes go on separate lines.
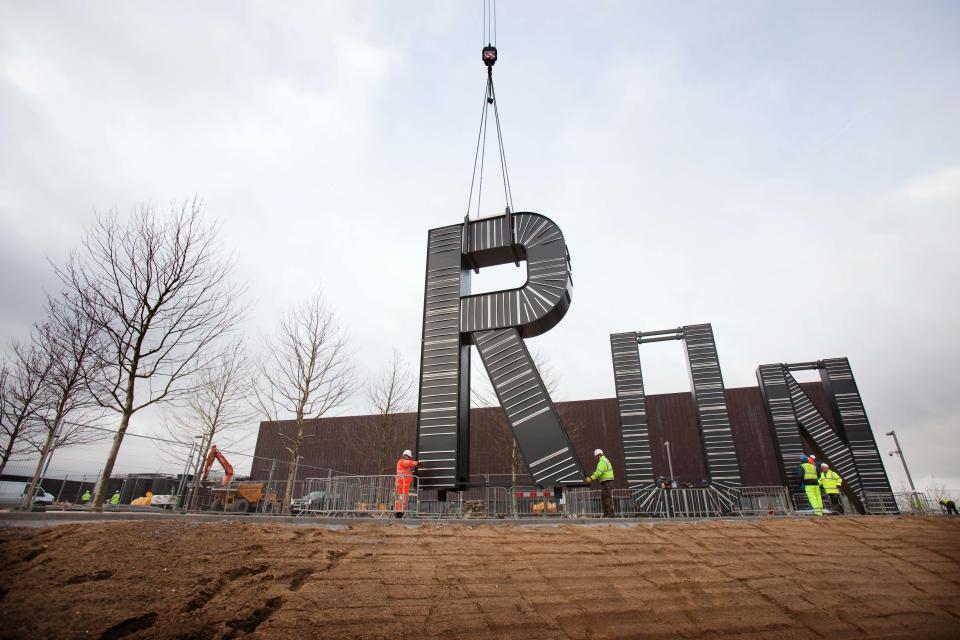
top-left (886, 430), bottom-right (916, 493)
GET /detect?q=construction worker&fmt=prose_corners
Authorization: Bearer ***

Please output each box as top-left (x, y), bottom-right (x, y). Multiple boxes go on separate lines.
top-left (109, 490), bottom-right (120, 506)
top-left (394, 449), bottom-right (418, 518)
top-left (819, 463), bottom-right (843, 514)
top-left (797, 455), bottom-right (822, 515)
top-left (80, 490), bottom-right (91, 504)
top-left (585, 448), bottom-right (615, 517)
top-left (940, 498), bottom-right (958, 515)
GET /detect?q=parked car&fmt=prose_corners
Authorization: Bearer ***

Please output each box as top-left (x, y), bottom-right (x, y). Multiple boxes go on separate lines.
top-left (290, 490), bottom-right (328, 514)
top-left (0, 481), bottom-right (55, 508)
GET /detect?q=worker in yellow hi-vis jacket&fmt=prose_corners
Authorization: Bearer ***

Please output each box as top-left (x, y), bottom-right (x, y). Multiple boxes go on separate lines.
top-left (797, 455), bottom-right (823, 515)
top-left (585, 448), bottom-right (615, 518)
top-left (819, 463), bottom-right (843, 514)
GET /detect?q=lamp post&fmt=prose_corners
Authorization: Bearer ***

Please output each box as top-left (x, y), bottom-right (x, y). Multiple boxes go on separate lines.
top-left (886, 430), bottom-right (916, 492)
top-left (663, 440), bottom-right (675, 483)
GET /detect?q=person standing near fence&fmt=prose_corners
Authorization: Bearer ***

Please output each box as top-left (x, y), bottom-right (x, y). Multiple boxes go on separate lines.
top-left (797, 455), bottom-right (823, 516)
top-left (81, 490), bottom-right (91, 504)
top-left (818, 463), bottom-right (843, 514)
top-left (109, 490), bottom-right (120, 506)
top-left (940, 498), bottom-right (958, 515)
top-left (585, 448), bottom-right (615, 518)
top-left (394, 449), bottom-right (418, 518)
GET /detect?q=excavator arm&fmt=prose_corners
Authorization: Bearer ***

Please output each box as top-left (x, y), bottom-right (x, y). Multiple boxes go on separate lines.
top-left (201, 445), bottom-right (234, 486)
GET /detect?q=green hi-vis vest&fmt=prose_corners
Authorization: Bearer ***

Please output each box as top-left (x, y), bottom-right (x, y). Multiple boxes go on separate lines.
top-left (819, 470), bottom-right (842, 494)
top-left (801, 462), bottom-right (818, 485)
top-left (591, 455), bottom-right (614, 482)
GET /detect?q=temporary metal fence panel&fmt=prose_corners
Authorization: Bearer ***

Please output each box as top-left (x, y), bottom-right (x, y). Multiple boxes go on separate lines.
top-left (416, 486), bottom-right (522, 518)
top-left (861, 491), bottom-right (900, 515)
top-left (296, 477), bottom-right (337, 514)
top-left (629, 487), bottom-right (736, 518)
top-left (485, 486), bottom-right (512, 517)
top-left (660, 488), bottom-right (720, 518)
top-left (416, 490), bottom-right (463, 519)
top-left (892, 492), bottom-right (936, 515)
top-left (792, 492), bottom-right (816, 513)
top-left (791, 491), bottom-right (848, 515)
top-left (460, 486), bottom-right (511, 518)
top-left (614, 486), bottom-right (755, 518)
top-left (613, 489), bottom-right (641, 517)
top-left (734, 486), bottom-right (793, 516)
top-left (565, 488), bottom-right (602, 518)
top-left (512, 487), bottom-right (561, 517)
top-left (295, 475), bottom-right (399, 517)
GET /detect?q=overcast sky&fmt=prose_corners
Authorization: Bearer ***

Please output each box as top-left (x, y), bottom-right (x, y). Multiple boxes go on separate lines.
top-left (1, 2), bottom-right (958, 488)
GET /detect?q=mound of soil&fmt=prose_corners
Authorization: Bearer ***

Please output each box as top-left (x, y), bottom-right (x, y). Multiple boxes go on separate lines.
top-left (1, 517), bottom-right (958, 639)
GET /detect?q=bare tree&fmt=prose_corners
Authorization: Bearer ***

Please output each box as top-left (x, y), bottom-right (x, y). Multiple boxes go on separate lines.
top-left (161, 339), bottom-right (253, 510)
top-left (56, 200), bottom-right (243, 508)
top-left (357, 348), bottom-right (415, 474)
top-left (0, 363), bottom-right (8, 466)
top-left (0, 341), bottom-right (52, 475)
top-left (22, 295), bottom-right (107, 506)
top-left (252, 295), bottom-right (357, 514)
top-left (925, 475), bottom-right (947, 503)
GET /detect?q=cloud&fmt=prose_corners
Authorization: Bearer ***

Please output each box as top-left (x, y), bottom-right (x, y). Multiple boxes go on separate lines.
top-left (1, 2), bottom-right (959, 486)
top-left (902, 166), bottom-right (960, 203)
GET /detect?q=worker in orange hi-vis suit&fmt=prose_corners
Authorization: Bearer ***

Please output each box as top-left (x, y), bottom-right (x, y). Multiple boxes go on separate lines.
top-left (394, 449), bottom-right (419, 518)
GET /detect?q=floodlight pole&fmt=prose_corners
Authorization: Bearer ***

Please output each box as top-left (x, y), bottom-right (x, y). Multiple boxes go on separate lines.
top-left (886, 430), bottom-right (916, 492)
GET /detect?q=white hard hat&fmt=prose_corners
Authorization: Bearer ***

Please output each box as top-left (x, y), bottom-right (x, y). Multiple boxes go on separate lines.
top-left (820, 463), bottom-right (828, 468)
top-left (402, 449), bottom-right (413, 457)
top-left (594, 448), bottom-right (603, 456)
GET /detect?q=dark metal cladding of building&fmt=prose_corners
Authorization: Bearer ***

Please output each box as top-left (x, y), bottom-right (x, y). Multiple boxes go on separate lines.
top-left (251, 383), bottom-right (850, 491)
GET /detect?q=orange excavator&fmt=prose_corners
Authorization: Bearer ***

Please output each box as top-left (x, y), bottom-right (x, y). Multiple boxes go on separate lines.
top-left (202, 445), bottom-right (278, 514)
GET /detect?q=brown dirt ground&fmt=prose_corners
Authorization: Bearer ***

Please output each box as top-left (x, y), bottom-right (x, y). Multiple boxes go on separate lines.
top-left (1, 517), bottom-right (959, 640)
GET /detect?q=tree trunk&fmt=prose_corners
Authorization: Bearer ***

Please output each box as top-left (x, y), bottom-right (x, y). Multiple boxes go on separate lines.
top-left (22, 427), bottom-right (57, 510)
top-left (0, 415), bottom-right (30, 477)
top-left (282, 420), bottom-right (304, 515)
top-left (0, 435), bottom-right (16, 477)
top-left (188, 435), bottom-right (210, 512)
top-left (93, 410), bottom-right (131, 510)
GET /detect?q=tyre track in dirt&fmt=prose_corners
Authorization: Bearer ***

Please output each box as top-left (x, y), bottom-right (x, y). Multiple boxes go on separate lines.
top-left (0, 517), bottom-right (958, 639)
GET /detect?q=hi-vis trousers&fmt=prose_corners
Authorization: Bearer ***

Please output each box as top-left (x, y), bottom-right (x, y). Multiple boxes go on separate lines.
top-left (804, 484), bottom-right (823, 515)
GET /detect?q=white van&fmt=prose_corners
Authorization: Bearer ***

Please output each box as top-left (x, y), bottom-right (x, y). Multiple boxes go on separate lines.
top-left (0, 481), bottom-right (56, 508)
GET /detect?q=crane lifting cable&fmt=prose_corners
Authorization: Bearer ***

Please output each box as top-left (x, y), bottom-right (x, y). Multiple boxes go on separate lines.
top-left (465, 0), bottom-right (514, 220)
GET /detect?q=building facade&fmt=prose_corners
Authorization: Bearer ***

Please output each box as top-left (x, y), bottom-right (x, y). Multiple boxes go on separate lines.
top-left (252, 381), bottom-right (859, 493)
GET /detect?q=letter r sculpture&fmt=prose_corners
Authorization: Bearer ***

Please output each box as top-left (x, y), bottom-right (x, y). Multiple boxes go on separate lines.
top-left (415, 211), bottom-right (585, 491)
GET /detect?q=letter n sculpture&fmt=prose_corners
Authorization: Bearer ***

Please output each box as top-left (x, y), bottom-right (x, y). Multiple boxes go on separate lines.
top-left (756, 358), bottom-right (897, 513)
